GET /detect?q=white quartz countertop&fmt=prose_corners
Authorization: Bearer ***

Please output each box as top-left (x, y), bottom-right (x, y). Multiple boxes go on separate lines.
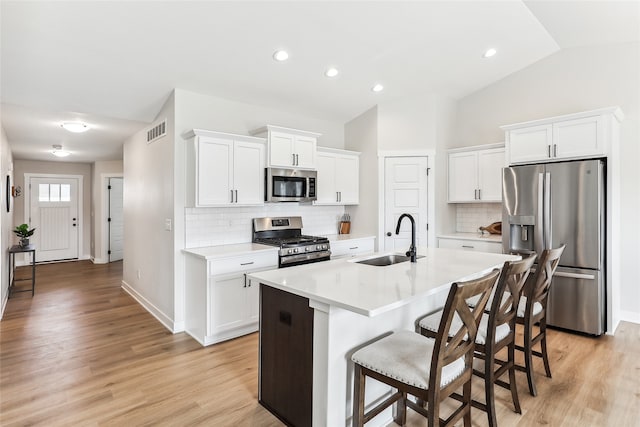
top-left (182, 243), bottom-right (278, 260)
top-left (247, 248), bottom-right (518, 317)
top-left (438, 232), bottom-right (502, 243)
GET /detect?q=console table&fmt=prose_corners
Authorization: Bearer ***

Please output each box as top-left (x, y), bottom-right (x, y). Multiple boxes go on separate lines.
top-left (9, 244), bottom-right (36, 297)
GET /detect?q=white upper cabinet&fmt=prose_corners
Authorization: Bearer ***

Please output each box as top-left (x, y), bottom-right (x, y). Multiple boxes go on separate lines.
top-left (251, 125), bottom-right (321, 169)
top-left (502, 107), bottom-right (623, 165)
top-left (314, 147), bottom-right (360, 205)
top-left (448, 144), bottom-right (505, 203)
top-left (185, 129), bottom-right (266, 207)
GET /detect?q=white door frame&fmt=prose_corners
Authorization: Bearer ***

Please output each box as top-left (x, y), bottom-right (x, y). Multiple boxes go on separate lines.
top-left (102, 173), bottom-right (123, 263)
top-left (377, 150), bottom-right (436, 250)
top-left (24, 173), bottom-right (84, 261)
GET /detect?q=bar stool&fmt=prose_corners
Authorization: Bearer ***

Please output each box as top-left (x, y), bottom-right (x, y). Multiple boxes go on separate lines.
top-left (418, 255), bottom-right (536, 427)
top-left (514, 245), bottom-right (565, 397)
top-left (350, 269), bottom-right (499, 427)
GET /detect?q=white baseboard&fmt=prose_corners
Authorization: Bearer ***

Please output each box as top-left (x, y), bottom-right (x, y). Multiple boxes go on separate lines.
top-left (121, 280), bottom-right (178, 333)
top-left (92, 257), bottom-right (108, 264)
top-left (620, 310), bottom-right (640, 325)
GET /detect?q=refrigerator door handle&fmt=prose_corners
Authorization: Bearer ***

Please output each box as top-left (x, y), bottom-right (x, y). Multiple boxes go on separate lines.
top-left (553, 271), bottom-right (596, 280)
top-left (544, 172), bottom-right (551, 249)
top-left (536, 172), bottom-right (545, 252)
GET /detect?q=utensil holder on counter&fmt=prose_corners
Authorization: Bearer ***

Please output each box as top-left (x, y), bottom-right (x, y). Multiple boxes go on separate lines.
top-left (339, 221), bottom-right (351, 235)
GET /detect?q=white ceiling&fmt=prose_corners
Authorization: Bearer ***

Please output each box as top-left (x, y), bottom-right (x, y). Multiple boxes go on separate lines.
top-left (1, 1), bottom-right (638, 162)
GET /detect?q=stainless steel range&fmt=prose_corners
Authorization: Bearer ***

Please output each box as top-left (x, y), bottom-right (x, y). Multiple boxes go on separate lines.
top-left (252, 216), bottom-right (331, 268)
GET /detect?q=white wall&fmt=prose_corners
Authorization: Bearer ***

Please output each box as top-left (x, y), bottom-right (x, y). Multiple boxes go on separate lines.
top-left (122, 92), bottom-right (177, 331)
top-left (12, 160), bottom-right (92, 260)
top-left (453, 42), bottom-right (640, 324)
top-left (91, 160), bottom-right (123, 263)
top-left (344, 106), bottom-right (379, 243)
top-left (0, 125), bottom-right (14, 318)
top-left (377, 97), bottom-right (437, 151)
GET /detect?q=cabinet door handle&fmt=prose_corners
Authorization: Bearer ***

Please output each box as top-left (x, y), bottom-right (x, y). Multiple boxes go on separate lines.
top-left (548, 145), bottom-right (552, 158)
top-left (336, 192), bottom-right (339, 202)
top-left (230, 190), bottom-right (234, 203)
top-left (462, 245), bottom-right (475, 249)
top-left (240, 261), bottom-right (254, 266)
top-left (553, 144), bottom-right (557, 157)
top-left (292, 153), bottom-right (296, 166)
top-left (234, 189), bottom-right (238, 203)
top-left (296, 154), bottom-right (299, 166)
top-left (349, 246), bottom-right (359, 250)
top-left (338, 191), bottom-right (342, 202)
top-left (478, 189), bottom-right (481, 200)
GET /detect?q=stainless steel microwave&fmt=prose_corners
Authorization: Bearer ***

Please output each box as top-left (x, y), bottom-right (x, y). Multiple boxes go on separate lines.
top-left (265, 168), bottom-right (317, 202)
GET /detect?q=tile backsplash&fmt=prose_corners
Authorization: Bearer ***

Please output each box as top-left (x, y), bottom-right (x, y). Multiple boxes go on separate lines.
top-left (185, 204), bottom-right (345, 248)
top-left (456, 203), bottom-right (502, 233)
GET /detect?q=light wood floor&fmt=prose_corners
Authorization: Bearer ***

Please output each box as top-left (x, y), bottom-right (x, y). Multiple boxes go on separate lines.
top-left (1, 261), bottom-right (639, 426)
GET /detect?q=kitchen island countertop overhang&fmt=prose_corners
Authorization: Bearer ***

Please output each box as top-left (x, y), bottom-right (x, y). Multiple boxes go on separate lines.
top-left (247, 247), bottom-right (519, 317)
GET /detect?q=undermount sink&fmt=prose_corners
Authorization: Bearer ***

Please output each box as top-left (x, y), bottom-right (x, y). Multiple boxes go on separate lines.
top-left (356, 254), bottom-right (424, 266)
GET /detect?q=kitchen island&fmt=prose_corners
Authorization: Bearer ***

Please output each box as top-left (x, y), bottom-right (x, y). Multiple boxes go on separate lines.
top-left (248, 248), bottom-right (518, 427)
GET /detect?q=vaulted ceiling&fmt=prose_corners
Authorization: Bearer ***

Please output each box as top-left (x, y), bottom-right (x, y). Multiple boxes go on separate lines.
top-left (1, 1), bottom-right (638, 162)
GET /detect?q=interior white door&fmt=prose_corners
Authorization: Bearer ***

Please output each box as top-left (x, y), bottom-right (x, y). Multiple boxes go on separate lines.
top-left (384, 157), bottom-right (429, 252)
top-left (108, 177), bottom-right (124, 262)
top-left (29, 177), bottom-right (79, 262)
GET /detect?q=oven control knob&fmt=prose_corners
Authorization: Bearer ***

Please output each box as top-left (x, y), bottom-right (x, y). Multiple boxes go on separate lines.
top-left (316, 245), bottom-right (321, 250)
top-left (294, 248), bottom-right (299, 253)
top-left (288, 249), bottom-right (293, 254)
top-left (305, 247), bottom-right (310, 252)
top-left (322, 244), bottom-right (328, 250)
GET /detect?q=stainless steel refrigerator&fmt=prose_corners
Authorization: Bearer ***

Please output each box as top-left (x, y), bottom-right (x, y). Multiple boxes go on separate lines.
top-left (502, 159), bottom-right (605, 335)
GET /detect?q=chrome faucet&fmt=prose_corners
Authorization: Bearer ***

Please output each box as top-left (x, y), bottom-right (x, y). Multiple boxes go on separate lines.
top-left (395, 213), bottom-right (417, 262)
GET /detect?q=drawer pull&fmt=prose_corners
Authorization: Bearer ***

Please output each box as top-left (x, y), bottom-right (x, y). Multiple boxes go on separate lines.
top-left (462, 245), bottom-right (475, 249)
top-left (240, 261), bottom-right (255, 266)
top-left (349, 246), bottom-right (359, 250)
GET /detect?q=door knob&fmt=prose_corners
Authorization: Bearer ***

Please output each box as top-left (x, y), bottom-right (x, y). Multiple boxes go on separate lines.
top-left (386, 232), bottom-right (392, 236)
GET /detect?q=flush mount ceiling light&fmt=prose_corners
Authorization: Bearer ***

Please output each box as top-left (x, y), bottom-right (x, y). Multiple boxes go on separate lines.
top-left (483, 48), bottom-right (497, 58)
top-left (325, 67), bottom-right (339, 78)
top-left (371, 84), bottom-right (384, 93)
top-left (51, 144), bottom-right (71, 157)
top-left (273, 50), bottom-right (289, 61)
top-left (60, 121), bottom-right (90, 133)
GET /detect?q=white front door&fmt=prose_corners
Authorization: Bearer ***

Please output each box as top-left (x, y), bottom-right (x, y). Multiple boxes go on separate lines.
top-left (108, 177), bottom-right (124, 262)
top-left (29, 177), bottom-right (80, 262)
top-left (384, 157), bottom-right (429, 252)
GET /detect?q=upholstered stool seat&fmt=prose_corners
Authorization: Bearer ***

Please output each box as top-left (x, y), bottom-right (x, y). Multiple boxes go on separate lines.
top-left (351, 331), bottom-right (465, 390)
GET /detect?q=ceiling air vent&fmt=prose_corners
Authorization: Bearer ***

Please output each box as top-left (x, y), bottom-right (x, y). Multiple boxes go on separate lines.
top-left (147, 119), bottom-right (167, 144)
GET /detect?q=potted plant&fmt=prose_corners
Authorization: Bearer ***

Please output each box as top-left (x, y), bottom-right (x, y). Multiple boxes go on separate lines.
top-left (13, 223), bottom-right (35, 247)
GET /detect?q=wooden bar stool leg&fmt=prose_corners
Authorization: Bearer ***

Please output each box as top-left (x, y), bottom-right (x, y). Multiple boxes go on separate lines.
top-left (485, 353), bottom-right (498, 427)
top-left (508, 342), bottom-right (522, 413)
top-left (540, 321), bottom-right (552, 378)
top-left (524, 321), bottom-right (537, 396)
top-left (393, 391), bottom-right (407, 426)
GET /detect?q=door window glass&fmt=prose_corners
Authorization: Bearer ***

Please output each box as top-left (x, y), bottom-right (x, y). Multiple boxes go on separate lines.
top-left (38, 183), bottom-right (71, 202)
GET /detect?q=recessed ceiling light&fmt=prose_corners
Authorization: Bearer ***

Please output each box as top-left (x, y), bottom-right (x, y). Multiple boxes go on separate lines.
top-left (371, 84), bottom-right (384, 93)
top-left (483, 48), bottom-right (497, 58)
top-left (325, 67), bottom-right (339, 78)
top-left (61, 122), bottom-right (89, 133)
top-left (273, 50), bottom-right (289, 61)
top-left (51, 144), bottom-right (71, 157)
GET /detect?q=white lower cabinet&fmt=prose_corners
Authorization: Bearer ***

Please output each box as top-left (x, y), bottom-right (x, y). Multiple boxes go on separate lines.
top-left (438, 237), bottom-right (502, 254)
top-left (185, 250), bottom-right (277, 346)
top-left (330, 236), bottom-right (375, 259)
